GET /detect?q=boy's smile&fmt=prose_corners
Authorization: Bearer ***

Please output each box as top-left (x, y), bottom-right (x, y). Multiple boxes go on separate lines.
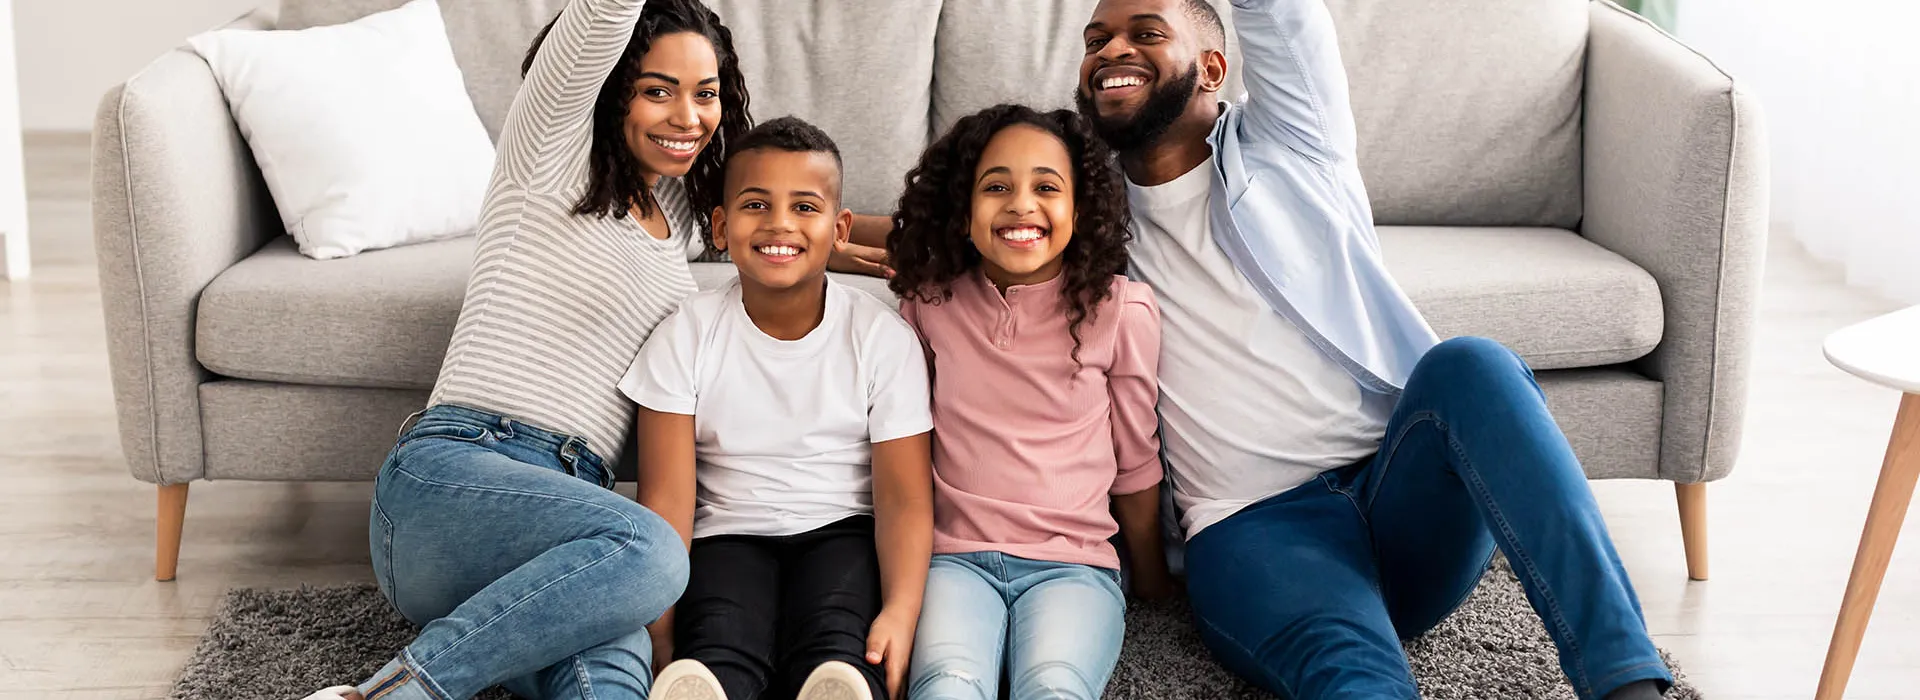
top-left (712, 149), bottom-right (850, 294)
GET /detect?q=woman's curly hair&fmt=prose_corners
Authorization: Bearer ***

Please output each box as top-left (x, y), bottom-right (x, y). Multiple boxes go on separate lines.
top-left (523, 0), bottom-right (752, 243)
top-left (886, 104), bottom-right (1132, 363)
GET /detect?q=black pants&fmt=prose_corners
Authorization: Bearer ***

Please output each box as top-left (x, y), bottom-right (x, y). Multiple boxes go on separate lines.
top-left (676, 515), bottom-right (888, 700)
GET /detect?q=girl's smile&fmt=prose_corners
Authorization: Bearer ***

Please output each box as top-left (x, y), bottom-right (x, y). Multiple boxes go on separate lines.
top-left (969, 123), bottom-right (1078, 291)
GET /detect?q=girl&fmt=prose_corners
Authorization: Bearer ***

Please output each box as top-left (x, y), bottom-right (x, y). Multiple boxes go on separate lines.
top-left (886, 104), bottom-right (1172, 700)
top-left (303, 1), bottom-right (750, 698)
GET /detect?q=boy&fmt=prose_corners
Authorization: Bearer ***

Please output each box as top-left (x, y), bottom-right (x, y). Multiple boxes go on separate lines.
top-left (620, 116), bottom-right (933, 700)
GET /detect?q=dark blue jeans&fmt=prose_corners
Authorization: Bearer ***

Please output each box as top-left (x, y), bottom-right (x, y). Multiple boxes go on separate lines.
top-left (1183, 337), bottom-right (1671, 700)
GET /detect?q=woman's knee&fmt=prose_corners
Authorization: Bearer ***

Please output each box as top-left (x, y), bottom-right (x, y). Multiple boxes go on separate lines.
top-left (604, 507), bottom-right (690, 624)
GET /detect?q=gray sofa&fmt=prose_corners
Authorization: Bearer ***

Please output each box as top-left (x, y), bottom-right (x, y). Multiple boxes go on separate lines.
top-left (92, 0), bottom-right (1767, 582)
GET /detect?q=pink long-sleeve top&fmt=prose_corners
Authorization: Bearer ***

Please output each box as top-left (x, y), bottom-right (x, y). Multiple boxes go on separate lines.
top-left (899, 270), bottom-right (1164, 571)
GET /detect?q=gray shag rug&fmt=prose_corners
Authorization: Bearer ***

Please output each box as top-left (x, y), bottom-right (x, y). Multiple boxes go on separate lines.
top-left (171, 561), bottom-right (1697, 699)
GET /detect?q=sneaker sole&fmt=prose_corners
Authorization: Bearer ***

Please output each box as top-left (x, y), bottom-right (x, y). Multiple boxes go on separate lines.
top-left (653, 660), bottom-right (726, 700)
top-left (796, 662), bottom-right (872, 700)
top-left (796, 677), bottom-right (866, 700)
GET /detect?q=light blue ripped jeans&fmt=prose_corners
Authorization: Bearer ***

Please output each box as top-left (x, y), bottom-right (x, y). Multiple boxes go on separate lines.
top-left (907, 552), bottom-right (1126, 700)
top-left (358, 404), bottom-right (689, 700)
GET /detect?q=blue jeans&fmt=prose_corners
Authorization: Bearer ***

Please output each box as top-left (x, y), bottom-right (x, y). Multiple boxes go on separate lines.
top-left (358, 404), bottom-right (689, 700)
top-left (1183, 337), bottom-right (1672, 700)
top-left (907, 552), bottom-right (1126, 700)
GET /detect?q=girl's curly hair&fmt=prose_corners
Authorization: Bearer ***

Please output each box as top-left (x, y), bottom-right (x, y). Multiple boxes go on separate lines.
top-left (523, 0), bottom-right (752, 244)
top-left (886, 104), bottom-right (1132, 363)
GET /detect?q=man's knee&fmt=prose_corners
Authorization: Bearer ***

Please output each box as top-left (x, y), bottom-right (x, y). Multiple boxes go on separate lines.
top-left (1409, 337), bottom-right (1537, 400)
top-left (1420, 336), bottom-right (1523, 375)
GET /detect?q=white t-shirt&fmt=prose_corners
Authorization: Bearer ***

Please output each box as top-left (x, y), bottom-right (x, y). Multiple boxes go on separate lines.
top-left (1126, 158), bottom-right (1391, 540)
top-left (619, 278), bottom-right (933, 539)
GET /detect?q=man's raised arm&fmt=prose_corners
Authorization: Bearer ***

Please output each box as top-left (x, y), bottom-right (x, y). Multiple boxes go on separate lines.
top-left (1228, 0), bottom-right (1359, 165)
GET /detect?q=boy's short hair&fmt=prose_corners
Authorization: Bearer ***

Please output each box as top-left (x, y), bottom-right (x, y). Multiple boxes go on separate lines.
top-left (722, 116), bottom-right (846, 201)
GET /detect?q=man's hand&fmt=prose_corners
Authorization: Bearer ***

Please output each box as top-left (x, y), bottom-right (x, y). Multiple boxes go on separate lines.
top-left (864, 608), bottom-right (917, 698)
top-left (830, 239), bottom-right (893, 278)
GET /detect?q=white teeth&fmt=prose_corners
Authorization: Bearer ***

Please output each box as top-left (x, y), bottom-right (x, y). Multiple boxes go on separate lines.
top-left (650, 136), bottom-right (697, 152)
top-left (756, 245), bottom-right (800, 257)
top-left (1101, 76), bottom-right (1146, 89)
top-left (999, 227), bottom-right (1044, 242)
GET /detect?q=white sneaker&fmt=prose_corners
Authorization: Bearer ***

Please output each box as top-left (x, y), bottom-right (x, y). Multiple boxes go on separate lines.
top-left (796, 661), bottom-right (873, 700)
top-left (653, 658), bottom-right (728, 700)
top-left (299, 687), bottom-right (362, 700)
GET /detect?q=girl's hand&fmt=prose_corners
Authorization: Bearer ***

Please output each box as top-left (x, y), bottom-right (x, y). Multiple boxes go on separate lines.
top-left (830, 239), bottom-right (894, 278)
top-left (864, 608), bottom-right (917, 698)
top-left (1131, 568), bottom-right (1178, 601)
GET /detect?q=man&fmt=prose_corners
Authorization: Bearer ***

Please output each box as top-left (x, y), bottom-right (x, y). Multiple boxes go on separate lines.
top-left (1073, 1), bottom-right (1673, 699)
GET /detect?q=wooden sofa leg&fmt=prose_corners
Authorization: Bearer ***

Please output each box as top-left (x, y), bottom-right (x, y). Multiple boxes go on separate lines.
top-left (157, 484), bottom-right (189, 582)
top-left (1676, 482), bottom-right (1708, 581)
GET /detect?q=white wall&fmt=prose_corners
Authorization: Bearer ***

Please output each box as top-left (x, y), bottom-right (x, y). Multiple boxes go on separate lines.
top-left (13, 0), bottom-right (263, 131)
top-left (1677, 1), bottom-right (1920, 304)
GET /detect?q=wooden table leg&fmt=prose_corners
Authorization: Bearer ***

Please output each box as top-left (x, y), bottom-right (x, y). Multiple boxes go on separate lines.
top-left (1817, 392), bottom-right (1920, 699)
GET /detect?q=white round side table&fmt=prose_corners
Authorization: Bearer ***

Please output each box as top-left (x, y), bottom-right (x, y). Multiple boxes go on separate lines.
top-left (1816, 304), bottom-right (1920, 699)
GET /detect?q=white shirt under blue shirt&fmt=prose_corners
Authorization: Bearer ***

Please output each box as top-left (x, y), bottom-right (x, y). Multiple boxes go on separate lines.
top-left (1127, 0), bottom-right (1440, 541)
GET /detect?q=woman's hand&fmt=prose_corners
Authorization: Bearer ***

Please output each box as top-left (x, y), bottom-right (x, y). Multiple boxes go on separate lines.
top-left (830, 239), bottom-right (894, 278)
top-left (864, 608), bottom-right (918, 698)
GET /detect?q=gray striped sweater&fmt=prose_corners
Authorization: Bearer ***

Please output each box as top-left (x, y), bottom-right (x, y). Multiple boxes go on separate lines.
top-left (429, 0), bottom-right (703, 462)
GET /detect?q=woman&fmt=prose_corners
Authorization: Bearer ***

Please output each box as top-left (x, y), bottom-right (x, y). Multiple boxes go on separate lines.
top-left (303, 1), bottom-right (751, 698)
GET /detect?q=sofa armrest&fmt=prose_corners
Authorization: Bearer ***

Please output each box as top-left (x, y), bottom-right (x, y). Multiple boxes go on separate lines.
top-left (1582, 1), bottom-right (1769, 483)
top-left (91, 10), bottom-right (280, 485)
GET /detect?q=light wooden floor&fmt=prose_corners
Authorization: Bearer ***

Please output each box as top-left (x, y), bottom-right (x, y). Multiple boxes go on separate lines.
top-left (3, 133), bottom-right (1917, 699)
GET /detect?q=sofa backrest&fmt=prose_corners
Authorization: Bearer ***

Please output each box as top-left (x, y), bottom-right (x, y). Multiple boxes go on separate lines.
top-left (275, 0), bottom-right (1587, 227)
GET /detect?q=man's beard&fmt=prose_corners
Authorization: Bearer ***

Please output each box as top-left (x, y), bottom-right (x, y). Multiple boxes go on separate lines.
top-left (1075, 63), bottom-right (1200, 152)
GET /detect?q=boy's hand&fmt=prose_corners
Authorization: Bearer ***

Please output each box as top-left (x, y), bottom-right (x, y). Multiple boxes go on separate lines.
top-left (647, 614), bottom-right (675, 673)
top-left (830, 239), bottom-right (893, 278)
top-left (864, 608), bottom-right (917, 698)
top-left (650, 637), bottom-right (673, 674)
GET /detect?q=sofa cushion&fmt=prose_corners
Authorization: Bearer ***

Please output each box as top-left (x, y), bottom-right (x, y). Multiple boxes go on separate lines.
top-left (197, 236), bottom-right (472, 389)
top-left (707, 0), bottom-right (942, 215)
top-left (277, 0), bottom-right (566, 144)
top-left (1380, 226), bottom-right (1663, 370)
top-left (279, 0), bottom-right (1586, 227)
top-left (198, 228), bottom-right (1651, 389)
top-left (197, 237), bottom-right (899, 389)
top-left (1329, 0), bottom-right (1588, 229)
top-left (280, 0), bottom-right (939, 217)
top-left (927, 0), bottom-right (1586, 229)
top-left (929, 0), bottom-right (1100, 138)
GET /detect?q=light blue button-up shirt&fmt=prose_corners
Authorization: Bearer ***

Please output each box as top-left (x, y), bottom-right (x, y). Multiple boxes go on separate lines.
top-left (1195, 0), bottom-right (1439, 396)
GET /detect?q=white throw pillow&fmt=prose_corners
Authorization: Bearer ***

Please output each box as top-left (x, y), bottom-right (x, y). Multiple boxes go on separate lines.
top-left (188, 0), bottom-right (493, 260)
